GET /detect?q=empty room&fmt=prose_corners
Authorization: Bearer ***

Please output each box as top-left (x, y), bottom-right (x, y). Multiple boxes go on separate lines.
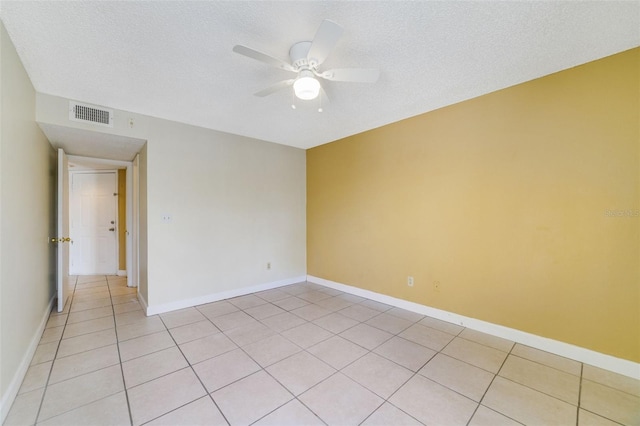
top-left (1, 1), bottom-right (638, 425)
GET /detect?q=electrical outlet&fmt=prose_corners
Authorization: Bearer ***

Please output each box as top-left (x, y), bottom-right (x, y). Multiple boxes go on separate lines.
top-left (433, 281), bottom-right (440, 292)
top-left (161, 214), bottom-right (172, 223)
top-left (407, 276), bottom-right (414, 287)
top-left (267, 262), bottom-right (271, 270)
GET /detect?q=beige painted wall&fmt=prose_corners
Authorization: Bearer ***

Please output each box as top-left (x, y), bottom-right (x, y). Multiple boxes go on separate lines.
top-left (0, 21), bottom-right (56, 406)
top-left (307, 48), bottom-right (639, 362)
top-left (145, 119), bottom-right (306, 306)
top-left (35, 93), bottom-right (307, 310)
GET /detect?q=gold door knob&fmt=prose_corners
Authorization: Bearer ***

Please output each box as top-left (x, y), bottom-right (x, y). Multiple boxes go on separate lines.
top-left (64, 237), bottom-right (71, 242)
top-left (50, 237), bottom-right (58, 243)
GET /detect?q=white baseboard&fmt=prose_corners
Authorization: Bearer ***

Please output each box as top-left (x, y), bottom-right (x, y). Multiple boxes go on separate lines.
top-left (137, 291), bottom-right (149, 313)
top-left (145, 276), bottom-right (307, 316)
top-left (0, 295), bottom-right (55, 423)
top-left (117, 270), bottom-right (127, 277)
top-left (307, 275), bottom-right (640, 380)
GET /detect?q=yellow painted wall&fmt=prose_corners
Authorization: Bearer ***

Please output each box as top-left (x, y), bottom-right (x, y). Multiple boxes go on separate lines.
top-left (118, 169), bottom-right (126, 270)
top-left (307, 48), bottom-right (639, 362)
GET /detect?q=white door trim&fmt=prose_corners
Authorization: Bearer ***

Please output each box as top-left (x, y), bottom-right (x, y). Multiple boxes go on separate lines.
top-left (67, 155), bottom-right (138, 286)
top-left (131, 154), bottom-right (139, 288)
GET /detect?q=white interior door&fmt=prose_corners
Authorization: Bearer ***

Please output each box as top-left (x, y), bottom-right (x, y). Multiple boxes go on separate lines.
top-left (70, 171), bottom-right (118, 275)
top-left (56, 149), bottom-right (71, 312)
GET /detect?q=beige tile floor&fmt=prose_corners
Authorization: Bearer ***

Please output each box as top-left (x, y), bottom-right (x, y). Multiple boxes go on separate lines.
top-left (4, 276), bottom-right (640, 425)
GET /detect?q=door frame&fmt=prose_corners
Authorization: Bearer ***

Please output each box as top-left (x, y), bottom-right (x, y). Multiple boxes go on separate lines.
top-left (67, 155), bottom-right (139, 287)
top-left (57, 148), bottom-right (71, 312)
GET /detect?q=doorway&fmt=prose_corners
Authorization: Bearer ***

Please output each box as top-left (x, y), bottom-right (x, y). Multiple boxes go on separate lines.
top-left (66, 155), bottom-right (139, 287)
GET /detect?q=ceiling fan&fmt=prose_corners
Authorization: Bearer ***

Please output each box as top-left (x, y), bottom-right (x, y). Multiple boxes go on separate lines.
top-left (232, 19), bottom-right (379, 108)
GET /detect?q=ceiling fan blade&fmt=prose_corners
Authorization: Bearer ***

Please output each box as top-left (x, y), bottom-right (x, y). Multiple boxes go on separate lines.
top-left (254, 79), bottom-right (295, 97)
top-left (317, 87), bottom-right (330, 112)
top-left (320, 86), bottom-right (330, 104)
top-left (307, 19), bottom-right (344, 67)
top-left (233, 45), bottom-right (295, 72)
top-left (320, 68), bottom-right (380, 83)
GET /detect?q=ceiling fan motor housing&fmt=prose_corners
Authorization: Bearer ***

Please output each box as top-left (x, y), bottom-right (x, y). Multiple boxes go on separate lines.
top-left (290, 41), bottom-right (313, 70)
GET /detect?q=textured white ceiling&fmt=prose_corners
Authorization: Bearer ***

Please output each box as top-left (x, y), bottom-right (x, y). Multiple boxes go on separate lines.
top-left (2, 1), bottom-right (639, 150)
top-left (38, 123), bottom-right (146, 161)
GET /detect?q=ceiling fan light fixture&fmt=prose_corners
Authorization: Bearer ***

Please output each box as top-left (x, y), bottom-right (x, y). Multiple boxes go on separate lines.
top-left (293, 75), bottom-right (320, 100)
top-left (233, 19), bottom-right (379, 108)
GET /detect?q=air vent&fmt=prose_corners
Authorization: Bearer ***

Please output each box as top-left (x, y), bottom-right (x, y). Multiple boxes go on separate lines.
top-left (69, 101), bottom-right (114, 127)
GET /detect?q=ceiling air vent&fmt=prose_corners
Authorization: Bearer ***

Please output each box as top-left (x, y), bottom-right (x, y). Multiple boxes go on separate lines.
top-left (69, 101), bottom-right (114, 127)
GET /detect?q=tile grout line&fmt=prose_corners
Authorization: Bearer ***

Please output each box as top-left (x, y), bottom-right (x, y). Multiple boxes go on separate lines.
top-left (357, 362), bottom-right (424, 426)
top-left (355, 311), bottom-right (445, 425)
top-left (468, 339), bottom-right (519, 426)
top-left (367, 305), bottom-right (592, 423)
top-left (486, 375), bottom-right (585, 423)
top-left (157, 284), bottom-right (529, 425)
top-left (576, 362), bottom-right (584, 426)
top-left (115, 330), bottom-right (173, 364)
top-left (250, 305), bottom-right (375, 424)
top-left (577, 355), bottom-right (640, 424)
top-left (579, 376), bottom-right (640, 398)
top-left (31, 275), bottom-right (78, 425)
top-left (506, 351), bottom-right (583, 378)
top-left (103, 275), bottom-right (134, 426)
top-left (155, 314), bottom-right (233, 426)
top-left (244, 362), bottom-right (321, 426)
top-left (479, 346), bottom-right (589, 418)
top-left (217, 318), bottom-right (303, 424)
top-left (245, 340), bottom-right (342, 425)
top-left (32, 277), bottom-right (129, 424)
top-left (183, 288), bottom-right (377, 425)
top-left (378, 322), bottom-right (467, 426)
top-left (223, 286), bottom-right (451, 425)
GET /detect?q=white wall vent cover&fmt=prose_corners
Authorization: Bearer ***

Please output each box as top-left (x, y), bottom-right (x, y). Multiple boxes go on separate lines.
top-left (69, 101), bottom-right (114, 127)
